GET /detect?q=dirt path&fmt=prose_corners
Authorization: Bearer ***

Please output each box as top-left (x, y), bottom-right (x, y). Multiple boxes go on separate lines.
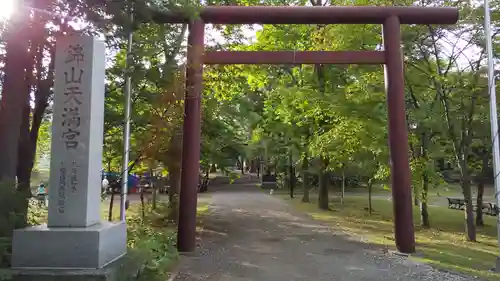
top-left (173, 184), bottom-right (477, 281)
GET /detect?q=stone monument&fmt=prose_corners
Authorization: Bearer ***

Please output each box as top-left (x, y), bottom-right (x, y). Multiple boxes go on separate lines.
top-left (11, 36), bottom-right (127, 269)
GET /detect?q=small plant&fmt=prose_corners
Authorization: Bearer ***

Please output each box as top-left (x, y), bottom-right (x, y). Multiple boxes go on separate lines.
top-left (126, 203), bottom-right (178, 281)
top-left (0, 180), bottom-right (36, 268)
top-left (27, 197), bottom-right (48, 226)
top-left (0, 181), bottom-right (28, 237)
top-left (228, 171), bottom-right (241, 184)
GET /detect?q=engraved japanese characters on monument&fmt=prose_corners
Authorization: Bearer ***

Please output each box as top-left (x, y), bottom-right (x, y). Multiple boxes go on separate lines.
top-left (55, 45), bottom-right (84, 214)
top-left (47, 37), bottom-right (104, 228)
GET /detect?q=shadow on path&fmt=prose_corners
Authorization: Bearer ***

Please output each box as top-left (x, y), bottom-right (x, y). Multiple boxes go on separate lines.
top-left (173, 184), bottom-right (477, 281)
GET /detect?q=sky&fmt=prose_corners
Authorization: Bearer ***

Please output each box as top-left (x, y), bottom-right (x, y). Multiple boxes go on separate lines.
top-left (0, 0), bottom-right (14, 21)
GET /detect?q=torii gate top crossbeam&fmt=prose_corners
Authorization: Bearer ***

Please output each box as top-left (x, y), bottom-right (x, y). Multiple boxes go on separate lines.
top-left (152, 6), bottom-right (458, 25)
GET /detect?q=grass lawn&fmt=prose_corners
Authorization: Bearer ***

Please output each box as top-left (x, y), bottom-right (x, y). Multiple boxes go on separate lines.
top-left (280, 181), bottom-right (497, 207)
top-left (197, 202), bottom-right (210, 215)
top-left (350, 182), bottom-right (468, 197)
top-left (281, 194), bottom-right (500, 281)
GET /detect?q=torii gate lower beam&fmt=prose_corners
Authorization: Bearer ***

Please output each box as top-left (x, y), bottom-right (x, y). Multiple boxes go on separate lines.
top-left (174, 5), bottom-right (459, 254)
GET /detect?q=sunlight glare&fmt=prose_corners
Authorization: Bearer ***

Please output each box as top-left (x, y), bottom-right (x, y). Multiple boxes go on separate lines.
top-left (0, 0), bottom-right (15, 21)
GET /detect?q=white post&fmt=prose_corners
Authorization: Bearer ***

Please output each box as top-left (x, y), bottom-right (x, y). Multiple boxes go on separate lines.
top-left (484, 0), bottom-right (500, 271)
top-left (120, 6), bottom-right (134, 221)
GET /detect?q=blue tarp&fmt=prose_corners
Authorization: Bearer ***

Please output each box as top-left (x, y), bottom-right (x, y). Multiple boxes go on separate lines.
top-left (102, 172), bottom-right (139, 188)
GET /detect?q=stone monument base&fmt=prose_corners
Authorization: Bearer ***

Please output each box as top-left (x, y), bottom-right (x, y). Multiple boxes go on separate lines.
top-left (11, 221), bottom-right (127, 269)
top-left (7, 250), bottom-right (145, 281)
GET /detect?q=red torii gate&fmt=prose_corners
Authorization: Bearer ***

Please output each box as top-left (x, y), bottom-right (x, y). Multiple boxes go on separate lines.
top-left (153, 6), bottom-right (459, 254)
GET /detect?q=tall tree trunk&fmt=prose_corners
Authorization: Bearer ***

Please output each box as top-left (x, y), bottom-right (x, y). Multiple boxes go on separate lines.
top-left (414, 182), bottom-right (420, 206)
top-left (152, 183), bottom-right (157, 210)
top-left (476, 181), bottom-right (484, 226)
top-left (140, 186), bottom-right (146, 220)
top-left (368, 178), bottom-right (373, 215)
top-left (301, 155), bottom-right (310, 203)
top-left (0, 20), bottom-right (30, 182)
top-left (15, 103), bottom-right (33, 227)
top-left (203, 169), bottom-right (209, 192)
top-left (16, 77), bottom-right (52, 225)
top-left (283, 163), bottom-right (289, 190)
top-left (420, 173), bottom-right (430, 228)
top-left (149, 169), bottom-right (157, 210)
top-left (420, 132), bottom-right (430, 228)
top-left (249, 159), bottom-right (257, 173)
top-left (168, 167), bottom-right (180, 222)
top-left (168, 167), bottom-right (180, 202)
top-left (318, 158), bottom-right (329, 210)
top-left (239, 158), bottom-right (245, 174)
top-left (14, 29), bottom-right (53, 225)
top-left (108, 192), bottom-right (115, 221)
top-left (312, 8), bottom-right (327, 209)
top-left (341, 165), bottom-right (345, 204)
top-left (167, 132), bottom-right (182, 222)
top-left (460, 158), bottom-right (476, 241)
top-left (476, 154), bottom-right (488, 226)
top-left (257, 157), bottom-right (261, 178)
top-left (289, 153), bottom-right (294, 199)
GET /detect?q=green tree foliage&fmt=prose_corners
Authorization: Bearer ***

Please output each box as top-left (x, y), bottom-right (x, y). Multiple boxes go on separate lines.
top-left (201, 0), bottom-right (499, 243)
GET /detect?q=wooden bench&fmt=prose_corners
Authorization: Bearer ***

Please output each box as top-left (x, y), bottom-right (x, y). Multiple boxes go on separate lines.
top-left (447, 197), bottom-right (464, 210)
top-left (483, 203), bottom-right (499, 216)
top-left (447, 197), bottom-right (498, 216)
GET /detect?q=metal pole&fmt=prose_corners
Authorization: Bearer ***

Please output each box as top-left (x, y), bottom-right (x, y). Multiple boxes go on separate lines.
top-left (484, 0), bottom-right (500, 271)
top-left (120, 6), bottom-right (134, 222)
top-left (383, 15), bottom-right (416, 254)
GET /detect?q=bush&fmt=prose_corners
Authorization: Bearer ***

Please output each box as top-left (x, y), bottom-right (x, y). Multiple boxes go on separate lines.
top-left (126, 203), bottom-right (179, 281)
top-left (0, 181), bottom-right (32, 268)
top-left (0, 181), bottom-right (28, 238)
top-left (27, 197), bottom-right (48, 226)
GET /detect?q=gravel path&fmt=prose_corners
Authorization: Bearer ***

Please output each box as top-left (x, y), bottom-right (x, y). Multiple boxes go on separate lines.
top-left (173, 184), bottom-right (477, 281)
